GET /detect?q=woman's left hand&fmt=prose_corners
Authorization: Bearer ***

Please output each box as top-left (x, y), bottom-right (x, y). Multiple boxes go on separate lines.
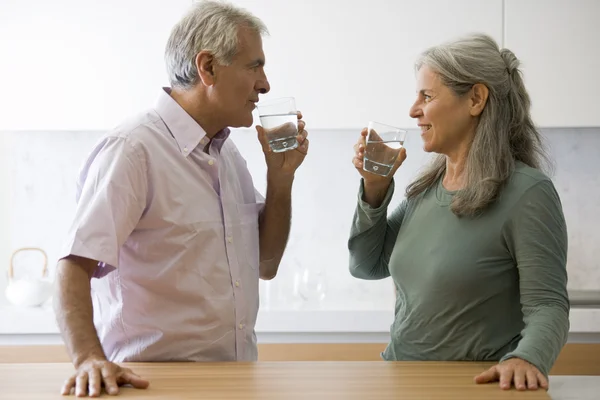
top-left (474, 358), bottom-right (549, 391)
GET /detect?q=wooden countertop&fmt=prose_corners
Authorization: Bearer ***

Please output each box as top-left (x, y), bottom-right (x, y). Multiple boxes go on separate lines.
top-left (1, 361), bottom-right (552, 399)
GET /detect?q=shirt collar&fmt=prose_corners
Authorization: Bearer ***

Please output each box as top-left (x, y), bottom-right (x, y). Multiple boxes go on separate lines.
top-left (153, 87), bottom-right (230, 156)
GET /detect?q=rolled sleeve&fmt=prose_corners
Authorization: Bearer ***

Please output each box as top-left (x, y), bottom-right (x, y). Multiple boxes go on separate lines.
top-left (60, 136), bottom-right (148, 274)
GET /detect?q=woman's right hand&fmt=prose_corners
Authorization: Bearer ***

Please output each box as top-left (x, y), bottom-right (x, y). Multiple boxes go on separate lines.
top-left (352, 127), bottom-right (407, 208)
top-left (352, 127), bottom-right (407, 186)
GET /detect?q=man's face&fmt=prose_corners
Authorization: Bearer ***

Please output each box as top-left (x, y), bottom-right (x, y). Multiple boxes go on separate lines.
top-left (211, 26), bottom-right (270, 128)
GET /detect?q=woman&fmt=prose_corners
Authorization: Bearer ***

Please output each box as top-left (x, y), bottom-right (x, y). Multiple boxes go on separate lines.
top-left (349, 33), bottom-right (569, 392)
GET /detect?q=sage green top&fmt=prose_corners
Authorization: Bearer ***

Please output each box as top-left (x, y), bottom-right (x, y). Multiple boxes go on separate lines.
top-left (348, 162), bottom-right (569, 376)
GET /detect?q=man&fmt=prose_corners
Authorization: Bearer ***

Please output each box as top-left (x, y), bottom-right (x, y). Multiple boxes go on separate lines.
top-left (54, 1), bottom-right (309, 397)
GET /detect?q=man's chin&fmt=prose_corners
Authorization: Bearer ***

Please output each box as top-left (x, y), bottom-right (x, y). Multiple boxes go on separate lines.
top-left (224, 113), bottom-right (253, 128)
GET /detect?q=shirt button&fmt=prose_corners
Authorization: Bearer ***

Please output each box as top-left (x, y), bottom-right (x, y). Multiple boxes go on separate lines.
top-left (227, 236), bottom-right (233, 243)
top-left (208, 159), bottom-right (215, 166)
top-left (235, 281), bottom-right (240, 287)
top-left (183, 146), bottom-right (188, 153)
top-left (239, 323), bottom-right (244, 330)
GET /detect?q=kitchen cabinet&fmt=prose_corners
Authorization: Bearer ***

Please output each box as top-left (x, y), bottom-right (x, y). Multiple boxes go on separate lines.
top-left (505, 0), bottom-right (600, 127)
top-left (0, 0), bottom-right (502, 131)
top-left (0, 0), bottom-right (192, 131)
top-left (234, 0), bottom-right (503, 129)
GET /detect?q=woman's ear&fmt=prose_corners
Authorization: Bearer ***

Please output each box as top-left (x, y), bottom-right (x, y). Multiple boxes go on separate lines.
top-left (195, 51), bottom-right (216, 86)
top-left (469, 83), bottom-right (489, 117)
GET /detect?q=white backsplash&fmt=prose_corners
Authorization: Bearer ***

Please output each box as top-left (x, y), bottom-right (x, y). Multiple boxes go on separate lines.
top-left (1, 128), bottom-right (599, 310)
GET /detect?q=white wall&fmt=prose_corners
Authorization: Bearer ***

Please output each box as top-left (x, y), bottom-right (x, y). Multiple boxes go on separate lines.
top-left (0, 133), bottom-right (11, 306)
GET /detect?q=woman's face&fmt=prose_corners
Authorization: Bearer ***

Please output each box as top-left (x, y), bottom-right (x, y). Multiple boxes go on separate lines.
top-left (409, 65), bottom-right (480, 158)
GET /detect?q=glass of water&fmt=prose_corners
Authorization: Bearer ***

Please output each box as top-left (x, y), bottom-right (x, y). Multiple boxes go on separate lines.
top-left (363, 121), bottom-right (407, 177)
top-left (256, 97), bottom-right (299, 153)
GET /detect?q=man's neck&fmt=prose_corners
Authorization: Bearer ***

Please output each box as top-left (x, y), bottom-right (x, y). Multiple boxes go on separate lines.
top-left (169, 87), bottom-right (223, 138)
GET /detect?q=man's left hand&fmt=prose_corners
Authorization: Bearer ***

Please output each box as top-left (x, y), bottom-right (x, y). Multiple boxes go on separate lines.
top-left (257, 111), bottom-right (309, 182)
top-left (474, 357), bottom-right (548, 391)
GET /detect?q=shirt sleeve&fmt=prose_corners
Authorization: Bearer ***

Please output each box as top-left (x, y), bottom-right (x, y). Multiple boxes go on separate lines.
top-left (348, 178), bottom-right (407, 280)
top-left (254, 188), bottom-right (266, 213)
top-left (60, 136), bottom-right (148, 275)
top-left (500, 179), bottom-right (570, 377)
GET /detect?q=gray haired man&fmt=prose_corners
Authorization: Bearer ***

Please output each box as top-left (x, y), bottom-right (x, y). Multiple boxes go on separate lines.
top-left (54, 1), bottom-right (309, 396)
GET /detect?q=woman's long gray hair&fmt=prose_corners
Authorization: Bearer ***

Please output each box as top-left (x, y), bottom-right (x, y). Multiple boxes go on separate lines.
top-left (405, 33), bottom-right (551, 217)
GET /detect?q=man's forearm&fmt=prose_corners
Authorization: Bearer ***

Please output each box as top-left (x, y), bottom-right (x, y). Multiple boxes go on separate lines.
top-left (54, 257), bottom-right (106, 368)
top-left (258, 176), bottom-right (293, 279)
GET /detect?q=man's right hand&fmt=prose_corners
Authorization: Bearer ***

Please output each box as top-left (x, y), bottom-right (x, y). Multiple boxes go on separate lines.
top-left (61, 358), bottom-right (149, 397)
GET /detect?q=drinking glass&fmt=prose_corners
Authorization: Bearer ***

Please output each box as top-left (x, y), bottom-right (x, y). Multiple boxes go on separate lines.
top-left (256, 97), bottom-right (299, 153)
top-left (363, 121), bottom-right (407, 177)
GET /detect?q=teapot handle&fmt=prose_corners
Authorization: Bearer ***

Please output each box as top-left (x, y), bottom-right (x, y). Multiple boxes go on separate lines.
top-left (8, 247), bottom-right (48, 279)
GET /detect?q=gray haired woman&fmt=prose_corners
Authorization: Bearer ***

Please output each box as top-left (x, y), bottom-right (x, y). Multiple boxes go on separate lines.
top-left (349, 33), bottom-right (568, 392)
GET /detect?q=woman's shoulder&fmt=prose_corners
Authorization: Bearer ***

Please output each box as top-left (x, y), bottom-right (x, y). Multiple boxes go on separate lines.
top-left (500, 161), bottom-right (560, 209)
top-left (507, 161), bottom-right (554, 191)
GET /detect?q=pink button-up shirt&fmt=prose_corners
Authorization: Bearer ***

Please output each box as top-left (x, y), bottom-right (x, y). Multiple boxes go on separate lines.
top-left (60, 88), bottom-right (264, 362)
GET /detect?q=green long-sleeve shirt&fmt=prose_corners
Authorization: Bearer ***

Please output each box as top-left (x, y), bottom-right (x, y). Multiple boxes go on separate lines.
top-left (348, 162), bottom-right (570, 376)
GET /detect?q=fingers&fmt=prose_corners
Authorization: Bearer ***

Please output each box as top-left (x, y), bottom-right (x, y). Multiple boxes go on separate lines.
top-left (296, 111), bottom-right (303, 120)
top-left (298, 119), bottom-right (305, 133)
top-left (394, 147), bottom-right (407, 167)
top-left (513, 368), bottom-right (526, 391)
top-left (526, 370), bottom-right (538, 390)
top-left (120, 370), bottom-right (150, 389)
top-left (474, 366), bottom-right (498, 384)
top-left (352, 130), bottom-right (367, 171)
top-left (296, 138), bottom-right (309, 155)
top-left (537, 372), bottom-right (549, 390)
top-left (75, 372), bottom-right (89, 397)
top-left (255, 125), bottom-right (271, 154)
top-left (88, 368), bottom-right (102, 397)
top-left (475, 360), bottom-right (546, 392)
top-left (101, 365), bottom-right (120, 396)
top-left (61, 375), bottom-right (76, 396)
top-left (499, 367), bottom-right (514, 390)
top-left (352, 155), bottom-right (363, 170)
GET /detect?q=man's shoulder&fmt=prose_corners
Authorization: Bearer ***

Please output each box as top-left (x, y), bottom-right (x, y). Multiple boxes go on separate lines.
top-left (102, 109), bottom-right (164, 146)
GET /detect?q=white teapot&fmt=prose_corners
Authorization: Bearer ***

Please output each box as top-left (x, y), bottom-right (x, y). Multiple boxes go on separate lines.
top-left (5, 247), bottom-right (53, 307)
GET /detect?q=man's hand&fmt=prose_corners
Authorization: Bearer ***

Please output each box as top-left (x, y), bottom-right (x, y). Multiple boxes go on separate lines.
top-left (61, 357), bottom-right (149, 397)
top-left (257, 111), bottom-right (309, 182)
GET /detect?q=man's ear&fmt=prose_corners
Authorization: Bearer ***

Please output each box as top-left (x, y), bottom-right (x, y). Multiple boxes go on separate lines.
top-left (195, 51), bottom-right (216, 86)
top-left (469, 83), bottom-right (489, 117)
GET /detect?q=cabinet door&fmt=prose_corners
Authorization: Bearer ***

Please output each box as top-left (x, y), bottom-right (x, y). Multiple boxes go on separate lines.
top-left (505, 0), bottom-right (600, 127)
top-left (0, 0), bottom-right (192, 130)
top-left (232, 0), bottom-right (503, 129)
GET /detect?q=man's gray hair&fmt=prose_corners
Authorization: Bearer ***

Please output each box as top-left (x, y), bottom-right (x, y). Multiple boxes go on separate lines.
top-left (406, 33), bottom-right (551, 217)
top-left (164, 0), bottom-right (268, 89)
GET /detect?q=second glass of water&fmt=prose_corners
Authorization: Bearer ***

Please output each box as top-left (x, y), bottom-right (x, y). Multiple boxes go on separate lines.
top-left (363, 121), bottom-right (407, 177)
top-left (256, 97), bottom-right (299, 153)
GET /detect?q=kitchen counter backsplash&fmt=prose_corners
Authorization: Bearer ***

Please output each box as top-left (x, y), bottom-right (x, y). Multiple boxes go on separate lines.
top-left (1, 127), bottom-right (598, 311)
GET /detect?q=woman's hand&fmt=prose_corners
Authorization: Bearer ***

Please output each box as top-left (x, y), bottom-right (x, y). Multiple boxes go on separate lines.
top-left (352, 127), bottom-right (406, 185)
top-left (474, 358), bottom-right (548, 391)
